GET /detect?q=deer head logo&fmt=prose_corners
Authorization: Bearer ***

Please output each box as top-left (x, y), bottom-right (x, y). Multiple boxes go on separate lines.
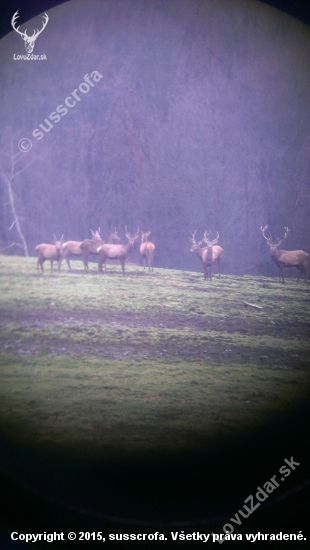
top-left (11, 11), bottom-right (49, 54)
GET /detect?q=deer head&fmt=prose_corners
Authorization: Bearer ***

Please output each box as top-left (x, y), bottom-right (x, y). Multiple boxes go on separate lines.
top-left (109, 227), bottom-right (121, 242)
top-left (189, 230), bottom-right (204, 251)
top-left (125, 226), bottom-right (140, 244)
top-left (90, 228), bottom-right (102, 241)
top-left (260, 225), bottom-right (289, 250)
top-left (53, 233), bottom-right (64, 251)
top-left (11, 11), bottom-right (49, 54)
top-left (203, 230), bottom-right (220, 246)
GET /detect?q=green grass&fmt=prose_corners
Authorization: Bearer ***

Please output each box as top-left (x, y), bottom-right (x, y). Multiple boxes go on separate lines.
top-left (0, 255), bottom-right (309, 459)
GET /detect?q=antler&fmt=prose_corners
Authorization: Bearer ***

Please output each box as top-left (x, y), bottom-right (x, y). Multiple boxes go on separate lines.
top-left (260, 225), bottom-right (285, 247)
top-left (53, 234), bottom-right (64, 242)
top-left (90, 228), bottom-right (102, 240)
top-left (189, 230), bottom-right (198, 244)
top-left (189, 230), bottom-right (204, 247)
top-left (11, 11), bottom-right (49, 40)
top-left (203, 230), bottom-right (219, 246)
top-left (125, 226), bottom-right (140, 238)
top-left (31, 13), bottom-right (49, 39)
top-left (11, 11), bottom-right (26, 37)
top-left (260, 225), bottom-right (271, 242)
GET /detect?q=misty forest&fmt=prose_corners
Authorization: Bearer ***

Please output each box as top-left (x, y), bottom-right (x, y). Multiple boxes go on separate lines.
top-left (0, 0), bottom-right (309, 275)
top-left (0, 0), bottom-right (310, 534)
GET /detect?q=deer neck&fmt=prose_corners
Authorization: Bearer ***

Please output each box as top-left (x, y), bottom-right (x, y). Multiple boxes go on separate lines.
top-left (126, 241), bottom-right (134, 253)
top-left (194, 246), bottom-right (203, 260)
top-left (270, 246), bottom-right (281, 260)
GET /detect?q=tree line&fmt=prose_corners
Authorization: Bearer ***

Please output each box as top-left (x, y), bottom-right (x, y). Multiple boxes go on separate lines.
top-left (0, 0), bottom-right (309, 278)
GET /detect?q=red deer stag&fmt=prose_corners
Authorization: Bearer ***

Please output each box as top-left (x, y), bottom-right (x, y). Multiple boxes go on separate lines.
top-left (189, 231), bottom-right (208, 279)
top-left (140, 231), bottom-right (155, 271)
top-left (202, 230), bottom-right (224, 279)
top-left (98, 227), bottom-right (140, 275)
top-left (80, 227), bottom-right (120, 271)
top-left (189, 230), bottom-right (224, 280)
top-left (35, 234), bottom-right (64, 273)
top-left (260, 225), bottom-right (309, 283)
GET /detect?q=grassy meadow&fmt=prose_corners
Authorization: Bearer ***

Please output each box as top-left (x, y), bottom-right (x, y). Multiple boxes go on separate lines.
top-left (0, 255), bottom-right (309, 460)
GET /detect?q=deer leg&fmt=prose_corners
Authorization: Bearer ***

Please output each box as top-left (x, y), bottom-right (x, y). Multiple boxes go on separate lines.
top-left (296, 266), bottom-right (305, 283)
top-left (120, 259), bottom-right (126, 275)
top-left (83, 254), bottom-right (89, 271)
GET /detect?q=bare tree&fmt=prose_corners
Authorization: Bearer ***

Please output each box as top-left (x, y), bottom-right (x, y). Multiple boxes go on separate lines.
top-left (0, 139), bottom-right (32, 256)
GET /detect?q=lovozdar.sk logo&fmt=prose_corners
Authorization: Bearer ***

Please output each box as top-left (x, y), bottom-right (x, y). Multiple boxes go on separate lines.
top-left (11, 10), bottom-right (49, 54)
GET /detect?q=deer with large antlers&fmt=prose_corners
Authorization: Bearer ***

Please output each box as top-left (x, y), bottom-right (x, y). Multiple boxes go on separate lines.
top-left (79, 228), bottom-right (120, 271)
top-left (260, 225), bottom-right (309, 283)
top-left (11, 11), bottom-right (49, 54)
top-left (35, 234), bottom-right (64, 273)
top-left (140, 231), bottom-right (155, 272)
top-left (190, 230), bottom-right (224, 280)
top-left (98, 227), bottom-right (140, 275)
top-left (202, 231), bottom-right (224, 279)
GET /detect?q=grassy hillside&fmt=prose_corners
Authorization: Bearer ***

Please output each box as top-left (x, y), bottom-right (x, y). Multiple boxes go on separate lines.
top-left (0, 255), bottom-right (309, 460)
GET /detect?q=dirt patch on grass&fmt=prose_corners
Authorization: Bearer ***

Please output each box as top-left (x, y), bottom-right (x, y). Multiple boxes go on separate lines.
top-left (0, 306), bottom-right (309, 367)
top-left (1, 305), bottom-right (309, 337)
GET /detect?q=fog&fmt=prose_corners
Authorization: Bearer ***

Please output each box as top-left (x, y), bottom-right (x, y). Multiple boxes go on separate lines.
top-left (1, 0), bottom-right (309, 276)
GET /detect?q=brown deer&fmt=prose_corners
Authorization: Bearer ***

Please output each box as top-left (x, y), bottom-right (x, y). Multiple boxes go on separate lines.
top-left (190, 230), bottom-right (224, 280)
top-left (140, 231), bottom-right (155, 271)
top-left (98, 227), bottom-right (140, 275)
top-left (35, 234), bottom-right (64, 273)
top-left (79, 227), bottom-right (120, 271)
top-left (59, 240), bottom-right (83, 271)
top-left (202, 230), bottom-right (224, 279)
top-left (260, 225), bottom-right (309, 283)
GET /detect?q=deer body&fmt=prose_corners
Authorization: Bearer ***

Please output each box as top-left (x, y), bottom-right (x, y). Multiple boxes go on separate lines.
top-left (261, 226), bottom-right (309, 283)
top-left (59, 241), bottom-right (83, 270)
top-left (190, 230), bottom-right (224, 280)
top-left (36, 235), bottom-right (64, 273)
top-left (203, 244), bottom-right (224, 279)
top-left (98, 228), bottom-right (139, 275)
top-left (140, 231), bottom-right (155, 271)
top-left (80, 228), bottom-right (120, 270)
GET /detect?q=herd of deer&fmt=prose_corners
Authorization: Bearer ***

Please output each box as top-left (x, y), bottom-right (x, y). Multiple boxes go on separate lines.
top-left (35, 225), bottom-right (309, 283)
top-left (35, 228), bottom-right (155, 275)
top-left (189, 225), bottom-right (308, 283)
